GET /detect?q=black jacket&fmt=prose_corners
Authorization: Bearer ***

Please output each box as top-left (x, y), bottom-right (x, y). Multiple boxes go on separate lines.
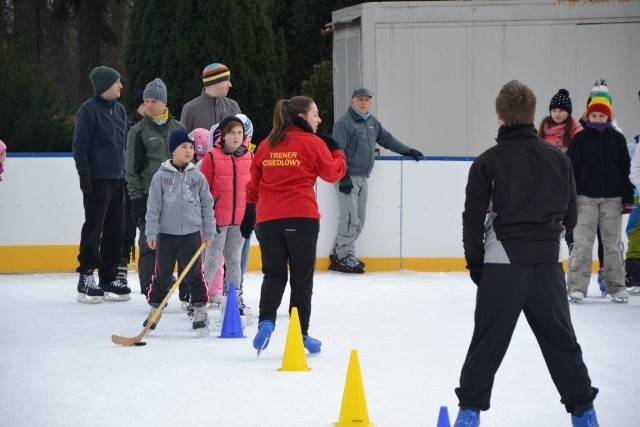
top-left (566, 125), bottom-right (633, 204)
top-left (463, 124), bottom-right (577, 270)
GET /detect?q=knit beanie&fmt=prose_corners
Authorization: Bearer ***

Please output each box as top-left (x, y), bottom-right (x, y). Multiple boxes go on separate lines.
top-left (219, 116), bottom-right (245, 139)
top-left (169, 129), bottom-right (194, 154)
top-left (586, 79), bottom-right (612, 119)
top-left (89, 66), bottom-right (120, 95)
top-left (202, 63), bottom-right (230, 87)
top-left (549, 88), bottom-right (572, 114)
top-left (133, 91), bottom-right (145, 109)
top-left (236, 114), bottom-right (254, 141)
top-left (143, 78), bottom-right (168, 104)
top-left (191, 128), bottom-right (211, 159)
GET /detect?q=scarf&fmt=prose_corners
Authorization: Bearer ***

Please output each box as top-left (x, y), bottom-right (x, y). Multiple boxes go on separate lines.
top-left (586, 121), bottom-right (611, 133)
top-left (148, 107), bottom-right (169, 125)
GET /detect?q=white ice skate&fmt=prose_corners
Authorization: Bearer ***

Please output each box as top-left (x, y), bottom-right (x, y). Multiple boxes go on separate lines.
top-left (611, 290), bottom-right (629, 303)
top-left (627, 286), bottom-right (640, 296)
top-left (569, 291), bottom-right (584, 303)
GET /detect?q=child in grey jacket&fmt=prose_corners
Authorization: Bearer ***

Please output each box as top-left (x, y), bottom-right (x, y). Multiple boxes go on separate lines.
top-left (144, 129), bottom-right (216, 337)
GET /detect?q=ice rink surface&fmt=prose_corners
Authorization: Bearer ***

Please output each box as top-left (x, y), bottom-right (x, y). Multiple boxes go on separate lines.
top-left (1, 271), bottom-right (638, 426)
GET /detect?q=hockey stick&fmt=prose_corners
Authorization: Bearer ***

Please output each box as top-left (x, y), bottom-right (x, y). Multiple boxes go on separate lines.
top-left (111, 241), bottom-right (207, 347)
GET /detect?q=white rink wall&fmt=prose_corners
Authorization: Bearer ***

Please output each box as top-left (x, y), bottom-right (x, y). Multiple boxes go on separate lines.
top-left (0, 154), bottom-right (616, 271)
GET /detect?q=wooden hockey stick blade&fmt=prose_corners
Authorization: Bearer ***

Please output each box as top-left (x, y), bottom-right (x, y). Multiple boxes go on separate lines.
top-left (111, 242), bottom-right (207, 346)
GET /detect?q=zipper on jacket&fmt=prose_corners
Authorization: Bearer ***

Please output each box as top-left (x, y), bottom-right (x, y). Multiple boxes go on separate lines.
top-left (231, 156), bottom-right (237, 223)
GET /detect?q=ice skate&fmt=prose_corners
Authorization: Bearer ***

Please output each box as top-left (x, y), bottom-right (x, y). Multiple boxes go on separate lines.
top-left (611, 289), bottom-right (629, 303)
top-left (143, 305), bottom-right (161, 330)
top-left (571, 407), bottom-right (599, 427)
top-left (76, 271), bottom-right (104, 303)
top-left (628, 286), bottom-right (640, 296)
top-left (597, 268), bottom-right (606, 296)
top-left (569, 290), bottom-right (584, 303)
top-left (116, 257), bottom-right (128, 286)
top-left (328, 254), bottom-right (365, 274)
top-left (253, 320), bottom-right (275, 357)
top-left (101, 280), bottom-right (131, 301)
top-left (453, 408), bottom-right (480, 427)
top-left (209, 293), bottom-right (224, 308)
top-left (192, 305), bottom-right (210, 337)
top-left (303, 335), bottom-right (322, 354)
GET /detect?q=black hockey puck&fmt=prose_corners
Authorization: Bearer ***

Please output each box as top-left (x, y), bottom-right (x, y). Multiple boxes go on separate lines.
top-left (134, 341), bottom-right (147, 346)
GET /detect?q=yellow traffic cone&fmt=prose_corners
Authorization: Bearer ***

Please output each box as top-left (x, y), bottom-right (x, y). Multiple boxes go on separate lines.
top-left (278, 307), bottom-right (311, 372)
top-left (334, 349), bottom-right (375, 426)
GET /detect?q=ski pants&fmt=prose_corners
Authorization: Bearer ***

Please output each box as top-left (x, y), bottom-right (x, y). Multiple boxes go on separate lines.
top-left (256, 219), bottom-right (319, 336)
top-left (77, 178), bottom-right (125, 284)
top-left (147, 232), bottom-right (207, 306)
top-left (203, 225), bottom-right (245, 307)
top-left (456, 263), bottom-right (598, 415)
top-left (331, 175), bottom-right (367, 259)
top-left (567, 196), bottom-right (625, 295)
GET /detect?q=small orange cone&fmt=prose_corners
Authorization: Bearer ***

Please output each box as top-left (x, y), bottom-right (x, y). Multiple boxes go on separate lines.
top-left (334, 349), bottom-right (375, 426)
top-left (278, 307), bottom-right (311, 372)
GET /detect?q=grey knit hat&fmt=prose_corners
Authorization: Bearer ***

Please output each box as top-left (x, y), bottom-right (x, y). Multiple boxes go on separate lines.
top-left (143, 78), bottom-right (168, 104)
top-left (89, 66), bottom-right (120, 95)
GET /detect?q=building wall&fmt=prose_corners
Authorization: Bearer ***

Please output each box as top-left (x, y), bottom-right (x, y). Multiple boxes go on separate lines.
top-left (332, 0), bottom-right (640, 157)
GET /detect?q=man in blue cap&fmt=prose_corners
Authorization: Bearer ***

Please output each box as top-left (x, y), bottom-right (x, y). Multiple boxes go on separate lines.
top-left (329, 87), bottom-right (423, 273)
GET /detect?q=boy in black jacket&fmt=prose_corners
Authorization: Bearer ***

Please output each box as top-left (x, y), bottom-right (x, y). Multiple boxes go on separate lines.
top-left (454, 80), bottom-right (599, 427)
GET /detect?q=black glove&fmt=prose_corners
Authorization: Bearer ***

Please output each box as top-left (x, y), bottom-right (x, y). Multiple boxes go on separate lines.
top-left (131, 197), bottom-right (147, 226)
top-left (406, 148), bottom-right (423, 161)
top-left (622, 204), bottom-right (634, 214)
top-left (339, 175), bottom-right (353, 194)
top-left (216, 226), bottom-right (221, 234)
top-left (469, 268), bottom-right (482, 286)
top-left (316, 132), bottom-right (341, 152)
top-left (240, 203), bottom-right (256, 238)
top-left (79, 175), bottom-right (92, 194)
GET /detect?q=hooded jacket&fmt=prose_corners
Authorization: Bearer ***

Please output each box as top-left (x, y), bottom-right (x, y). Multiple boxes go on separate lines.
top-left (145, 160), bottom-right (215, 242)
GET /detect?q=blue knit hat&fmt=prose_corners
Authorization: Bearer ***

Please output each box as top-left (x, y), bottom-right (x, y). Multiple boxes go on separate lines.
top-left (169, 129), bottom-right (194, 153)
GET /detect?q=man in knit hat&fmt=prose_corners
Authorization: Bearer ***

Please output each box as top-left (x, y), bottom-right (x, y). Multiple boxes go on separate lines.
top-left (72, 66), bottom-right (132, 303)
top-left (180, 62), bottom-right (241, 131)
top-left (125, 77), bottom-right (187, 298)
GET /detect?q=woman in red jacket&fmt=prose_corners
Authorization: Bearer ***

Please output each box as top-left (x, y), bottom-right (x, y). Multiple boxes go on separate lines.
top-left (241, 96), bottom-right (346, 355)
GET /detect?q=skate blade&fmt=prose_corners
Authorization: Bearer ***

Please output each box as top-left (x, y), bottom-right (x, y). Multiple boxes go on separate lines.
top-left (194, 327), bottom-right (210, 338)
top-left (77, 293), bottom-right (103, 303)
top-left (611, 297), bottom-right (629, 303)
top-left (256, 337), bottom-right (270, 358)
top-left (104, 293), bottom-right (131, 302)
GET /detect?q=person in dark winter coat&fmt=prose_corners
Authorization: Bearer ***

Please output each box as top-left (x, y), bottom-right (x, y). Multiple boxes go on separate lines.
top-left (566, 82), bottom-right (633, 303)
top-left (454, 80), bottom-right (599, 427)
top-left (72, 66), bottom-right (132, 304)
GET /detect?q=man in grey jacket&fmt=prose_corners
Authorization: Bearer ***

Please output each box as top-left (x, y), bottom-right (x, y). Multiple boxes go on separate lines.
top-left (329, 87), bottom-right (423, 273)
top-left (180, 62), bottom-right (241, 131)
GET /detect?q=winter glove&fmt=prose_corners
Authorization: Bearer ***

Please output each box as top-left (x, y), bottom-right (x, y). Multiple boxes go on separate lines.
top-left (131, 197), bottom-right (147, 226)
top-left (406, 148), bottom-right (423, 161)
top-left (79, 175), bottom-right (92, 194)
top-left (316, 132), bottom-right (341, 152)
top-left (216, 226), bottom-right (221, 234)
top-left (469, 268), bottom-right (482, 286)
top-left (240, 203), bottom-right (256, 239)
top-left (622, 204), bottom-right (634, 214)
top-left (339, 175), bottom-right (353, 194)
